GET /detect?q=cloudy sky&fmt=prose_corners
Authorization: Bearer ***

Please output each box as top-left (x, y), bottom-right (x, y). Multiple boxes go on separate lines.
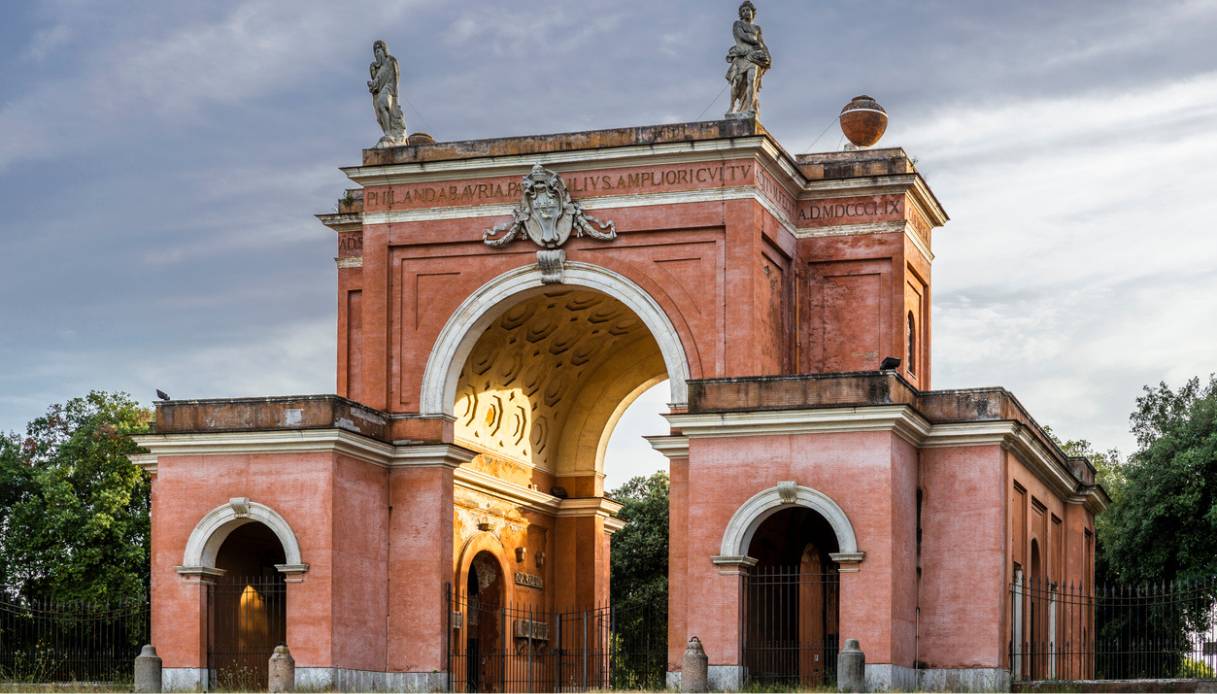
top-left (2, 1), bottom-right (1215, 488)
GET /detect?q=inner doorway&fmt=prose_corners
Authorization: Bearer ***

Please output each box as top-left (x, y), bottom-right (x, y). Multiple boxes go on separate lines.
top-left (743, 507), bottom-right (841, 687)
top-left (206, 522), bottom-right (287, 691)
top-left (465, 552), bottom-right (505, 692)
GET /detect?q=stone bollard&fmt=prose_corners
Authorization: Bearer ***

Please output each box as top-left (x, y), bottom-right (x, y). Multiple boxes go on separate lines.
top-left (133, 644), bottom-right (162, 693)
top-left (681, 636), bottom-right (708, 693)
top-left (837, 638), bottom-right (865, 693)
top-left (268, 644), bottom-right (295, 693)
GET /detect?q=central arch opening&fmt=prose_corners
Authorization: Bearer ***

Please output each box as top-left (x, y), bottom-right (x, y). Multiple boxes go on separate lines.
top-left (744, 507), bottom-right (841, 688)
top-left (452, 287), bottom-right (668, 495)
top-left (445, 283), bottom-right (677, 691)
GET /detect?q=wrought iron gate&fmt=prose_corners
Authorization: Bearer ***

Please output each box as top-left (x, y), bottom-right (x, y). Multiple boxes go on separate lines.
top-left (206, 575), bottom-right (286, 691)
top-left (742, 567), bottom-right (840, 687)
top-left (445, 585), bottom-right (664, 692)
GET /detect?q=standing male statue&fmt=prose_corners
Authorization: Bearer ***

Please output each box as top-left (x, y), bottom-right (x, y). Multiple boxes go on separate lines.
top-left (725, 1), bottom-right (771, 119)
top-left (368, 40), bottom-right (408, 147)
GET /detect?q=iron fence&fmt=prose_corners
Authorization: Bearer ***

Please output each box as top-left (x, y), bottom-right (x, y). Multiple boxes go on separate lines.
top-left (1011, 576), bottom-right (1217, 681)
top-left (742, 567), bottom-right (840, 688)
top-left (445, 585), bottom-right (664, 692)
top-left (207, 575), bottom-right (286, 691)
top-left (0, 591), bottom-right (149, 684)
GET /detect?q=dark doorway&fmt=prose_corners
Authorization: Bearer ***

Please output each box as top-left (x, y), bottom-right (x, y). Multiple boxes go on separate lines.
top-left (1029, 540), bottom-right (1043, 680)
top-left (466, 552), bottom-right (505, 692)
top-left (207, 522), bottom-right (287, 691)
top-left (743, 507), bottom-right (840, 687)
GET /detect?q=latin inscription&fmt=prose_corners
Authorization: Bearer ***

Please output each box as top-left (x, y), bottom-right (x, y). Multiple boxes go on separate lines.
top-left (514, 571), bottom-right (544, 590)
top-left (755, 167), bottom-right (798, 222)
top-left (338, 231), bottom-right (363, 257)
top-left (364, 162), bottom-right (755, 211)
top-left (798, 195), bottom-right (904, 227)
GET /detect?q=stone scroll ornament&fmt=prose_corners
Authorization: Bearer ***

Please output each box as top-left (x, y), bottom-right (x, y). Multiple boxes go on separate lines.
top-left (482, 164), bottom-right (617, 284)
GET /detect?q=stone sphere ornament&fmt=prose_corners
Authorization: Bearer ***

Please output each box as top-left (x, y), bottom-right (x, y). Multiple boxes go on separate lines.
top-left (839, 95), bottom-right (888, 148)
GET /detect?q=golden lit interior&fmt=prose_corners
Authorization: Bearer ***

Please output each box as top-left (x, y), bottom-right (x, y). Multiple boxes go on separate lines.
top-left (453, 289), bottom-right (666, 479)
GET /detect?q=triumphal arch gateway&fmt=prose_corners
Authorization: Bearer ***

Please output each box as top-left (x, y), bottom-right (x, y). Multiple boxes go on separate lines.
top-left (134, 23), bottom-right (1106, 693)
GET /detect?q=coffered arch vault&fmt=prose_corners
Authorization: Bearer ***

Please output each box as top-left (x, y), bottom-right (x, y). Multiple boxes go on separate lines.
top-left (421, 262), bottom-right (690, 477)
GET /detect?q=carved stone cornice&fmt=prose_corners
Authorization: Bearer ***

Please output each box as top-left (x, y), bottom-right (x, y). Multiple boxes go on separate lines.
top-left (133, 430), bottom-right (475, 471)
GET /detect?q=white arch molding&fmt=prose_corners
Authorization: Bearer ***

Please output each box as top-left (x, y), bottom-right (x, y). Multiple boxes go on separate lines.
top-left (177, 497), bottom-right (309, 578)
top-left (420, 261), bottom-right (691, 415)
top-left (715, 482), bottom-right (865, 569)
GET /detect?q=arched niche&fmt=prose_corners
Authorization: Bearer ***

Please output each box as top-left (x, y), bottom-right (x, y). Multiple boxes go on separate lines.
top-left (454, 532), bottom-right (516, 607)
top-left (177, 497), bottom-right (308, 579)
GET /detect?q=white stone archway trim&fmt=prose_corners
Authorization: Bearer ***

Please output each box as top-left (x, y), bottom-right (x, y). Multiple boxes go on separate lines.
top-left (177, 497), bottom-right (308, 578)
top-left (419, 261), bottom-right (691, 415)
top-left (716, 482), bottom-right (863, 568)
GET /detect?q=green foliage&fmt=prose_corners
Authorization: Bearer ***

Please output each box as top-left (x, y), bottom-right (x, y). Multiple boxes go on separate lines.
top-left (609, 471), bottom-right (669, 611)
top-left (1178, 656), bottom-right (1216, 679)
top-left (609, 471), bottom-right (669, 689)
top-left (1101, 375), bottom-right (1217, 586)
top-left (0, 391), bottom-right (151, 602)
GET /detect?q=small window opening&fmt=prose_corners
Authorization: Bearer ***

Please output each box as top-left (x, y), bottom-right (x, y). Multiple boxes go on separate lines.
top-left (907, 311), bottom-right (917, 375)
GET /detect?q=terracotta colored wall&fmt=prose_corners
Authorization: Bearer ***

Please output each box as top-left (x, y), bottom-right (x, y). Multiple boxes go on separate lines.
top-left (348, 158), bottom-right (888, 417)
top-left (1005, 449), bottom-right (1096, 675)
top-left (387, 465), bottom-right (454, 672)
top-left (888, 437), bottom-right (919, 667)
top-left (917, 445), bottom-right (1007, 669)
top-left (1006, 452), bottom-right (1090, 590)
top-left (799, 230), bottom-right (932, 386)
top-left (678, 431), bottom-right (909, 666)
top-left (150, 452), bottom-right (336, 669)
top-left (667, 456), bottom-right (689, 671)
top-left (330, 455), bottom-right (389, 671)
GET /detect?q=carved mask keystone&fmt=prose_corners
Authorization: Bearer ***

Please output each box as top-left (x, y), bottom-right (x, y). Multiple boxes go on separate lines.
top-left (228, 497), bottom-right (251, 517)
top-left (776, 481), bottom-right (798, 505)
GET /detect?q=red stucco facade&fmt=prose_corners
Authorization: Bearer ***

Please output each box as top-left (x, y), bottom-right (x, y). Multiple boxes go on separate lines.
top-left (136, 118), bottom-right (1105, 692)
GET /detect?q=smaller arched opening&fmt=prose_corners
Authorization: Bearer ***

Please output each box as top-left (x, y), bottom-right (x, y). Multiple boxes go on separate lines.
top-left (179, 499), bottom-right (303, 691)
top-left (744, 507), bottom-right (841, 688)
top-left (208, 522), bottom-right (287, 691)
top-left (907, 311), bottom-right (918, 376)
top-left (465, 551), bottom-right (506, 693)
top-left (721, 484), bottom-right (859, 689)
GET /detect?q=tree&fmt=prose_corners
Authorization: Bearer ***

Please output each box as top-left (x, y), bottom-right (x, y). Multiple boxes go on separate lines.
top-left (610, 471), bottom-right (669, 609)
top-left (0, 391), bottom-right (152, 602)
top-left (608, 471), bottom-right (669, 688)
top-left (1101, 375), bottom-right (1217, 585)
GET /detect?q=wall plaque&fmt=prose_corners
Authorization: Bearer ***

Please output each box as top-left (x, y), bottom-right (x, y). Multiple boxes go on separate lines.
top-left (514, 571), bottom-right (544, 590)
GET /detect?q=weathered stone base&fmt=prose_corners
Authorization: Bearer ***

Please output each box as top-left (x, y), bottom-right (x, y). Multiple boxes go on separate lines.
top-left (295, 667), bottom-right (447, 692)
top-left (919, 667), bottom-right (1011, 692)
top-left (866, 663), bottom-right (918, 692)
top-left (162, 667), bottom-right (206, 692)
top-left (707, 664), bottom-right (746, 691)
top-left (671, 664), bottom-right (1014, 691)
top-left (1014, 678), bottom-right (1217, 693)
